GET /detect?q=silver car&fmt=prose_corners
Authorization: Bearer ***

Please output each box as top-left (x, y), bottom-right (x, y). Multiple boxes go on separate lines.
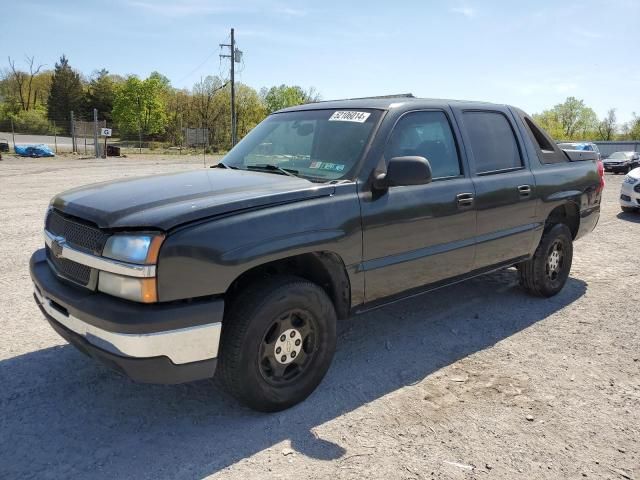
top-left (557, 142), bottom-right (601, 161)
top-left (620, 167), bottom-right (640, 212)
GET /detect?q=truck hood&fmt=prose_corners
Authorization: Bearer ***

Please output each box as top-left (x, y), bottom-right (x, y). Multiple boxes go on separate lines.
top-left (51, 168), bottom-right (335, 230)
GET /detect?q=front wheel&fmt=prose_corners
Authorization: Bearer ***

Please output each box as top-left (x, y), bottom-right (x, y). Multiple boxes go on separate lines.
top-left (216, 275), bottom-right (337, 412)
top-left (518, 223), bottom-right (573, 297)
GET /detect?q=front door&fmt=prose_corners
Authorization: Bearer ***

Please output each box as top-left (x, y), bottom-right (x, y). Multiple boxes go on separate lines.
top-left (359, 109), bottom-right (477, 302)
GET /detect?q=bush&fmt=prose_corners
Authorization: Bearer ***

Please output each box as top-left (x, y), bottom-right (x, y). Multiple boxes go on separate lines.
top-left (11, 109), bottom-right (51, 135)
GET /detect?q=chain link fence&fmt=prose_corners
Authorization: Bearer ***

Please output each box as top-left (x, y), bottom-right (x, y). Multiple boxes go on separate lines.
top-left (1, 110), bottom-right (225, 156)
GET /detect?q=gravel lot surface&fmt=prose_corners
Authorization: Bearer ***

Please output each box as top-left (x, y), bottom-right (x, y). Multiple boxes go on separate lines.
top-left (0, 155), bottom-right (638, 480)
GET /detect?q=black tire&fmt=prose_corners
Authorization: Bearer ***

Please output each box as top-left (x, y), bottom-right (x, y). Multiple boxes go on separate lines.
top-left (621, 206), bottom-right (636, 213)
top-left (518, 223), bottom-right (573, 297)
top-left (216, 275), bottom-right (337, 412)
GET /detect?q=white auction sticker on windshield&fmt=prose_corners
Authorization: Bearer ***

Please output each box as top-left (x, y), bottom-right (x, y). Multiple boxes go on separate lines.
top-left (329, 111), bottom-right (371, 123)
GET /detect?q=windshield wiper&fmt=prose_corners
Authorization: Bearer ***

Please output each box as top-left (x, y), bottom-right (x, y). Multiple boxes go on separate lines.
top-left (212, 162), bottom-right (239, 169)
top-left (246, 164), bottom-right (299, 177)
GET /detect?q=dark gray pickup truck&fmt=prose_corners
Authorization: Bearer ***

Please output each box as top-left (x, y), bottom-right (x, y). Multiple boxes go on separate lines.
top-left (30, 97), bottom-right (603, 411)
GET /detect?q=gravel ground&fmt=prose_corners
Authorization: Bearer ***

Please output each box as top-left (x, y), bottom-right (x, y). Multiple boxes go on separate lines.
top-left (0, 155), bottom-right (638, 480)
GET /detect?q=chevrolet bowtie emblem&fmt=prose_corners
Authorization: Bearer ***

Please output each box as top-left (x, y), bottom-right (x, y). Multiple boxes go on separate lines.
top-left (51, 237), bottom-right (65, 258)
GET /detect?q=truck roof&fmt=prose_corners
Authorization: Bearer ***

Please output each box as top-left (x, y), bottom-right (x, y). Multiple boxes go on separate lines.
top-left (277, 95), bottom-right (505, 114)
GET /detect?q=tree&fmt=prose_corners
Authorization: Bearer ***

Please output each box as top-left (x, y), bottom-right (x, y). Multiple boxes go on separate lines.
top-left (533, 97), bottom-right (598, 140)
top-left (236, 83), bottom-right (267, 139)
top-left (596, 109), bottom-right (617, 141)
top-left (191, 76), bottom-right (226, 147)
top-left (631, 115), bottom-right (640, 140)
top-left (112, 75), bottom-right (168, 138)
top-left (620, 113), bottom-right (640, 140)
top-left (532, 110), bottom-right (563, 140)
top-left (149, 71), bottom-right (171, 89)
top-left (47, 55), bottom-right (85, 122)
top-left (262, 84), bottom-right (319, 113)
top-left (86, 69), bottom-right (116, 121)
top-left (7, 55), bottom-right (44, 111)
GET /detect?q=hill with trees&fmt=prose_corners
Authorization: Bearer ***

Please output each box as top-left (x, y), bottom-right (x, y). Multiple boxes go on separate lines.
top-left (1, 55), bottom-right (639, 150)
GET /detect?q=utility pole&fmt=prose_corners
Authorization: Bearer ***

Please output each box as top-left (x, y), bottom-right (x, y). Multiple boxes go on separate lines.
top-left (10, 118), bottom-right (15, 150)
top-left (93, 108), bottom-right (99, 158)
top-left (220, 28), bottom-right (242, 147)
top-left (70, 111), bottom-right (76, 153)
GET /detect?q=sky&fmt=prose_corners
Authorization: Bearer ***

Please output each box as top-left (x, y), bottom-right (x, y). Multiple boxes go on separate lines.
top-left (1, 0), bottom-right (639, 122)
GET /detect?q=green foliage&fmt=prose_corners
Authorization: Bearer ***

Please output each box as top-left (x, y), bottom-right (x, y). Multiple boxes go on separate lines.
top-left (9, 108), bottom-right (50, 134)
top-left (47, 55), bottom-right (85, 122)
top-left (620, 114), bottom-right (640, 140)
top-left (262, 84), bottom-right (318, 114)
top-left (149, 71), bottom-right (171, 89)
top-left (533, 96), bottom-right (598, 141)
top-left (112, 76), bottom-right (168, 137)
top-left (237, 84), bottom-right (267, 138)
top-left (595, 109), bottom-right (617, 141)
top-left (86, 69), bottom-right (116, 122)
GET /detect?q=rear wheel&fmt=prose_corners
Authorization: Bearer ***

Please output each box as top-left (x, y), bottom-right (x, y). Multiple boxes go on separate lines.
top-left (518, 223), bottom-right (573, 297)
top-left (216, 275), bottom-right (337, 412)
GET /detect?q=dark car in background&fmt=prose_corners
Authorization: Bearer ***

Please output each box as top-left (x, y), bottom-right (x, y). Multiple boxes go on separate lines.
top-left (603, 151), bottom-right (640, 174)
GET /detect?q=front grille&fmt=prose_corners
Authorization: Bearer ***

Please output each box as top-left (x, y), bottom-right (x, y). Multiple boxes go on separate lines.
top-left (46, 245), bottom-right (91, 286)
top-left (46, 209), bottom-right (109, 254)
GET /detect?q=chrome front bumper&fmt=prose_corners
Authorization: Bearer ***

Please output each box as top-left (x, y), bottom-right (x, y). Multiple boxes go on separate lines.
top-left (30, 248), bottom-right (224, 383)
top-left (34, 287), bottom-right (221, 365)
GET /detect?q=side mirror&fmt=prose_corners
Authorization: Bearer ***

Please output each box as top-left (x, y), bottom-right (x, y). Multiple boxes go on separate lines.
top-left (374, 156), bottom-right (433, 190)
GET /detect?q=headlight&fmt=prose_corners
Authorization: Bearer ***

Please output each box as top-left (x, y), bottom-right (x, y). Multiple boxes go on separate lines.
top-left (98, 271), bottom-right (158, 303)
top-left (103, 234), bottom-right (164, 264)
top-left (624, 176), bottom-right (639, 185)
top-left (99, 233), bottom-right (164, 303)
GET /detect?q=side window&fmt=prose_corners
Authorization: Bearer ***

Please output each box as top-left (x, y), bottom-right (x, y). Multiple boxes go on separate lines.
top-left (384, 111), bottom-right (461, 179)
top-left (463, 111), bottom-right (523, 173)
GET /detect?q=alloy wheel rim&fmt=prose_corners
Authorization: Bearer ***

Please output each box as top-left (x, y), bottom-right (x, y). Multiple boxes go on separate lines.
top-left (546, 240), bottom-right (564, 281)
top-left (258, 309), bottom-right (317, 385)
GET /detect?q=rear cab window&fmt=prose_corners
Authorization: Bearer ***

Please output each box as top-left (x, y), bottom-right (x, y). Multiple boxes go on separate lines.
top-left (462, 111), bottom-right (523, 174)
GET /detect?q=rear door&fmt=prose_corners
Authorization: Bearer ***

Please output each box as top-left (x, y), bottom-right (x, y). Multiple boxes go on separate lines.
top-left (452, 107), bottom-right (537, 269)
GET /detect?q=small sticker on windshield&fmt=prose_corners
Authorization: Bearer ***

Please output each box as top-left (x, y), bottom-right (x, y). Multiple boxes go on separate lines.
top-left (329, 111), bottom-right (371, 123)
top-left (309, 162), bottom-right (346, 172)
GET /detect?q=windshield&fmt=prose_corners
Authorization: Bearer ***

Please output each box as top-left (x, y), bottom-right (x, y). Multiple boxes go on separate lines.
top-left (221, 109), bottom-right (382, 181)
top-left (608, 152), bottom-right (630, 159)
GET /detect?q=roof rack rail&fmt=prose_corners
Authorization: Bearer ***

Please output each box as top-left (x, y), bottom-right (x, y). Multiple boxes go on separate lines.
top-left (312, 93), bottom-right (415, 103)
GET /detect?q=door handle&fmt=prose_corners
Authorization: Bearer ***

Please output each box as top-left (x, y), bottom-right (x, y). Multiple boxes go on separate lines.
top-left (456, 192), bottom-right (474, 208)
top-left (518, 185), bottom-right (531, 197)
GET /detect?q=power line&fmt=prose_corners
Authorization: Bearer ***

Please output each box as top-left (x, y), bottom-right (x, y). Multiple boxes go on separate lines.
top-left (175, 50), bottom-right (219, 85)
